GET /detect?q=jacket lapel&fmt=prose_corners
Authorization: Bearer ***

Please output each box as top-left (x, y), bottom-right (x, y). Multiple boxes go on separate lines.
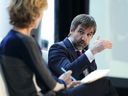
top-left (63, 38), bottom-right (78, 59)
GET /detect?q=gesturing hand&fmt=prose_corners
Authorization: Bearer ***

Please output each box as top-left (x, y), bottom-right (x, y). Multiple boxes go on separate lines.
top-left (91, 37), bottom-right (112, 55)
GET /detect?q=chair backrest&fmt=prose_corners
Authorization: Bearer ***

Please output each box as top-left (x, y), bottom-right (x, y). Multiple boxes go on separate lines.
top-left (0, 64), bottom-right (9, 96)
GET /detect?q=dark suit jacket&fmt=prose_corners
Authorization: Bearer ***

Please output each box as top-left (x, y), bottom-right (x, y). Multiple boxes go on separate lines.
top-left (48, 37), bottom-right (97, 80)
top-left (48, 38), bottom-right (119, 96)
top-left (0, 30), bottom-right (57, 96)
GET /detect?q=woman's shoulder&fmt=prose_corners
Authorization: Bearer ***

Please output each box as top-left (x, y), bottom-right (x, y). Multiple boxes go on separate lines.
top-left (9, 30), bottom-right (34, 45)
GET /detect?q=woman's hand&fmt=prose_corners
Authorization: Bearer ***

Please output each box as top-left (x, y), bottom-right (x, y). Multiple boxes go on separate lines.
top-left (59, 70), bottom-right (72, 85)
top-left (67, 81), bottom-right (81, 88)
top-left (59, 70), bottom-right (81, 88)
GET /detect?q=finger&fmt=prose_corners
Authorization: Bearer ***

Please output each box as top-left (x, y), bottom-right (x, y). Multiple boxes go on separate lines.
top-left (62, 70), bottom-right (72, 79)
top-left (104, 41), bottom-right (112, 48)
top-left (68, 81), bottom-right (81, 88)
top-left (65, 70), bottom-right (72, 75)
top-left (72, 81), bottom-right (81, 85)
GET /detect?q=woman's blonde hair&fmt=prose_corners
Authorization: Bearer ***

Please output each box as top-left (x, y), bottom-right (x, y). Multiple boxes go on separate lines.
top-left (8, 0), bottom-right (47, 28)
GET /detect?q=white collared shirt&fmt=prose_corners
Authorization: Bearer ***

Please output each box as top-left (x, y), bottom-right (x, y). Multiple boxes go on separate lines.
top-left (68, 37), bottom-right (95, 63)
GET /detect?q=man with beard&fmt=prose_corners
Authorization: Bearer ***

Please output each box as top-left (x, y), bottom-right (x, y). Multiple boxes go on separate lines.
top-left (48, 14), bottom-right (119, 96)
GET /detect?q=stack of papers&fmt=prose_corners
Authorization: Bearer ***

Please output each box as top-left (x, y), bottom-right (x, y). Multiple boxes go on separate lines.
top-left (80, 69), bottom-right (110, 84)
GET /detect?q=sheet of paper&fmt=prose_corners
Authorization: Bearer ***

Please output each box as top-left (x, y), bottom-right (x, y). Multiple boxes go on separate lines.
top-left (80, 69), bottom-right (110, 84)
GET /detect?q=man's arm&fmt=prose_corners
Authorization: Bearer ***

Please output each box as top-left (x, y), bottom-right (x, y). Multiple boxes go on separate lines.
top-left (48, 44), bottom-right (94, 79)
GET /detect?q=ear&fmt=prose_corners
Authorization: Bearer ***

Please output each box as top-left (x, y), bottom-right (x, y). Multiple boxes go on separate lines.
top-left (70, 28), bottom-right (74, 32)
top-left (69, 28), bottom-right (75, 36)
top-left (69, 30), bottom-right (73, 35)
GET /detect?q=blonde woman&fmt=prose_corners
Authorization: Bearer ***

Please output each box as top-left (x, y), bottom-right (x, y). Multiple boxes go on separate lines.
top-left (0, 0), bottom-right (70, 96)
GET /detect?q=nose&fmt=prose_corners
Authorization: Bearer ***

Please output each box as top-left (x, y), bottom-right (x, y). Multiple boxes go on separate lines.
top-left (81, 34), bottom-right (87, 40)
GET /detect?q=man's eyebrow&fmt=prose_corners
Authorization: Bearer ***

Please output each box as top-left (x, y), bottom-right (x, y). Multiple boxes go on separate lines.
top-left (79, 27), bottom-right (85, 30)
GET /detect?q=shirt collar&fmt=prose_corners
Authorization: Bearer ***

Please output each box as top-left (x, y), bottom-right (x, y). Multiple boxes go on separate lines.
top-left (68, 37), bottom-right (82, 52)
